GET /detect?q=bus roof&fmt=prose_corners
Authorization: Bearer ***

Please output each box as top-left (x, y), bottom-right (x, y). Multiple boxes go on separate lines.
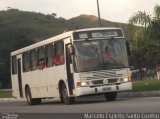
top-left (72, 27), bottom-right (122, 32)
top-left (11, 27), bottom-right (123, 56)
top-left (11, 31), bottom-right (73, 56)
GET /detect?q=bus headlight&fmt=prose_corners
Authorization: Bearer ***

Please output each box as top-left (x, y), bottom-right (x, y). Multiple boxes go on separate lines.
top-left (77, 81), bottom-right (90, 87)
top-left (124, 78), bottom-right (128, 82)
top-left (81, 82), bottom-right (87, 86)
top-left (124, 77), bottom-right (132, 82)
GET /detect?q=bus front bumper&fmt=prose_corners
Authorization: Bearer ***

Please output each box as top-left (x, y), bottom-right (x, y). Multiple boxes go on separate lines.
top-left (74, 82), bottom-right (132, 97)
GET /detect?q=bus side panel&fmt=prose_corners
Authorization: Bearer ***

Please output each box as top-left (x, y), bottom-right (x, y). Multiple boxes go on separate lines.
top-left (55, 65), bottom-right (69, 97)
top-left (46, 65), bottom-right (68, 98)
top-left (44, 67), bottom-right (58, 98)
top-left (22, 71), bottom-right (42, 98)
top-left (46, 38), bottom-right (71, 98)
top-left (22, 67), bottom-right (59, 98)
top-left (34, 69), bottom-right (48, 98)
top-left (29, 67), bottom-right (58, 98)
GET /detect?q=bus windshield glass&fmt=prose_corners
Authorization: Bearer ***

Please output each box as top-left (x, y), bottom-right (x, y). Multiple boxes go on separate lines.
top-left (74, 39), bottom-right (128, 72)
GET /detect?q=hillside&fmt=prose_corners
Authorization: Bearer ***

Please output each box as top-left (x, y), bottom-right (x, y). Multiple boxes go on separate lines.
top-left (0, 9), bottom-right (132, 88)
top-left (0, 9), bottom-right (131, 50)
top-left (68, 14), bottom-right (130, 39)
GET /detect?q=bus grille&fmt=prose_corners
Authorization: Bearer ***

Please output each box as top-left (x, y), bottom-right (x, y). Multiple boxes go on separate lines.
top-left (82, 69), bottom-right (122, 80)
top-left (92, 80), bottom-right (103, 85)
top-left (80, 69), bottom-right (125, 86)
top-left (108, 78), bottom-right (118, 83)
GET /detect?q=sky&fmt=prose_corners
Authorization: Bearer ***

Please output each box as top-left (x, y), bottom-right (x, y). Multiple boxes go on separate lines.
top-left (0, 0), bottom-right (160, 23)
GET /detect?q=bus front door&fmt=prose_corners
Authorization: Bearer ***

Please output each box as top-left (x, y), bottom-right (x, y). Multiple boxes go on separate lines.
top-left (66, 44), bottom-right (74, 95)
top-left (17, 59), bottom-right (23, 98)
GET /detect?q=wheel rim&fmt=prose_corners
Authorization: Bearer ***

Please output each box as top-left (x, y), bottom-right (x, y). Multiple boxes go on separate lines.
top-left (26, 89), bottom-right (31, 104)
top-left (63, 86), bottom-right (68, 101)
top-left (26, 93), bottom-right (30, 102)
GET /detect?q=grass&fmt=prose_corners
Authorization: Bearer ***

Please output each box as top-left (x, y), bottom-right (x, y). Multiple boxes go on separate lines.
top-left (0, 91), bottom-right (13, 98)
top-left (132, 79), bottom-right (160, 92)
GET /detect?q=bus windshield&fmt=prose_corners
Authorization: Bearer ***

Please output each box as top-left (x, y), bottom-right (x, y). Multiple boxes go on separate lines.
top-left (74, 39), bottom-right (128, 72)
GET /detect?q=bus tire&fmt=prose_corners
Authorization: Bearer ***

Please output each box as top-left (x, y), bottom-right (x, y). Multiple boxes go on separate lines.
top-left (25, 87), bottom-right (41, 105)
top-left (61, 83), bottom-right (74, 105)
top-left (104, 92), bottom-right (117, 101)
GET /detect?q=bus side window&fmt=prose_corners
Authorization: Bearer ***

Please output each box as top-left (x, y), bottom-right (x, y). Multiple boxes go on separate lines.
top-left (54, 41), bottom-right (65, 65)
top-left (22, 52), bottom-right (30, 72)
top-left (12, 56), bottom-right (17, 75)
top-left (45, 44), bottom-right (54, 67)
top-left (37, 47), bottom-right (45, 70)
top-left (30, 49), bottom-right (37, 71)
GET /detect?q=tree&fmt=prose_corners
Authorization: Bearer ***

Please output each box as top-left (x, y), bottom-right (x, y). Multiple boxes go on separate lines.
top-left (129, 4), bottom-right (160, 68)
top-left (128, 11), bottom-right (152, 68)
top-left (129, 11), bottom-right (151, 28)
top-left (154, 4), bottom-right (160, 20)
top-left (147, 5), bottom-right (160, 64)
top-left (51, 13), bottom-right (57, 18)
top-left (147, 20), bottom-right (160, 64)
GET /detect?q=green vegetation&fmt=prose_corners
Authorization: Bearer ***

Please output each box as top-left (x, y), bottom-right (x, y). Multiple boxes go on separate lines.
top-left (129, 4), bottom-right (160, 68)
top-left (133, 80), bottom-right (160, 92)
top-left (0, 91), bottom-right (12, 98)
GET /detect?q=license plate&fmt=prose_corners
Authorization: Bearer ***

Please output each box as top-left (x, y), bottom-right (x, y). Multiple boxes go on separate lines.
top-left (102, 87), bottom-right (111, 91)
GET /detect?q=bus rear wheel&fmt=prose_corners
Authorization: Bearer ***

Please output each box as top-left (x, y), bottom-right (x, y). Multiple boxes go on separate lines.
top-left (25, 87), bottom-right (41, 105)
top-left (104, 92), bottom-right (117, 101)
top-left (61, 84), bottom-right (74, 105)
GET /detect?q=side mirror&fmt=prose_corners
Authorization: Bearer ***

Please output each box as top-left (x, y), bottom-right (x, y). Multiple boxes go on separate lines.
top-left (69, 45), bottom-right (75, 55)
top-left (126, 41), bottom-right (130, 56)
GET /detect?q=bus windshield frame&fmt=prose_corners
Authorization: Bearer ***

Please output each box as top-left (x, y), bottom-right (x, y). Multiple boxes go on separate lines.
top-left (73, 38), bottom-right (129, 72)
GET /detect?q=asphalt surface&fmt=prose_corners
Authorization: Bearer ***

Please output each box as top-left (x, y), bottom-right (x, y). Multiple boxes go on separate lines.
top-left (1, 96), bottom-right (160, 113)
top-left (0, 96), bottom-right (160, 119)
top-left (0, 91), bottom-right (160, 119)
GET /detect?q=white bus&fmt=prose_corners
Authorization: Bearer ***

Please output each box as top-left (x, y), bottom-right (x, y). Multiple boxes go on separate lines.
top-left (11, 27), bottom-right (132, 105)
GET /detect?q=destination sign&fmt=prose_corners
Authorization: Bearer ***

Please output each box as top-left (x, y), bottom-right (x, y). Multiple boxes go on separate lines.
top-left (73, 29), bottom-right (123, 40)
top-left (92, 31), bottom-right (118, 38)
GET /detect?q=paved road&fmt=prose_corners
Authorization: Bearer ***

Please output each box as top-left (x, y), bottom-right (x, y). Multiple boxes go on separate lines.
top-left (0, 96), bottom-right (160, 119)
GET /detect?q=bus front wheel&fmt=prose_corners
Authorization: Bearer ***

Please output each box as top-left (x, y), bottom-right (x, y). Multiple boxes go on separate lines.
top-left (25, 87), bottom-right (41, 105)
top-left (61, 84), bottom-right (74, 105)
top-left (104, 92), bottom-right (117, 101)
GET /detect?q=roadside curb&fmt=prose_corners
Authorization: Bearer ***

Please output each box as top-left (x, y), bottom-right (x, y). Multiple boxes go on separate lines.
top-left (0, 91), bottom-right (160, 102)
top-left (0, 89), bottom-right (11, 92)
top-left (117, 91), bottom-right (160, 98)
top-left (0, 98), bottom-right (26, 103)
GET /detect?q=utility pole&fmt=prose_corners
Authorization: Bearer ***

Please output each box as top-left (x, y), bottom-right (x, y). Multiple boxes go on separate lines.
top-left (96, 0), bottom-right (101, 27)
